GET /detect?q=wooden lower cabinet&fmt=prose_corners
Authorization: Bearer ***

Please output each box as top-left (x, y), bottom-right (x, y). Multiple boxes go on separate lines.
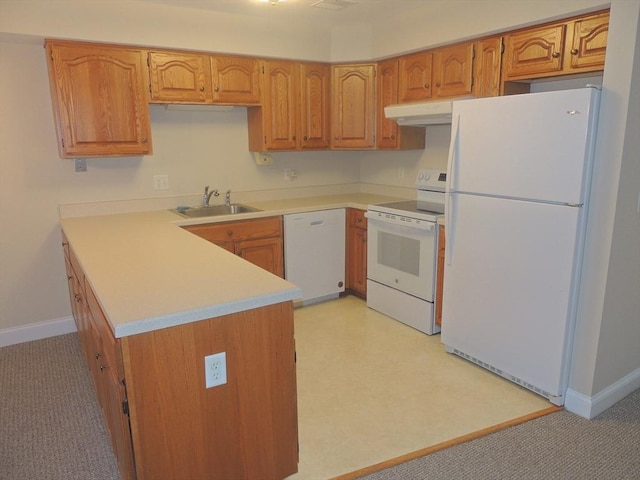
top-left (182, 216), bottom-right (284, 278)
top-left (62, 234), bottom-right (298, 480)
top-left (435, 224), bottom-right (445, 328)
top-left (346, 208), bottom-right (367, 298)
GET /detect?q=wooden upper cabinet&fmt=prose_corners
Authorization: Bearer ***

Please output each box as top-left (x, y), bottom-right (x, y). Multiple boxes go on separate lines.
top-left (398, 52), bottom-right (433, 102)
top-left (503, 24), bottom-right (566, 79)
top-left (473, 36), bottom-right (503, 98)
top-left (432, 42), bottom-right (474, 98)
top-left (503, 10), bottom-right (609, 81)
top-left (46, 40), bottom-right (152, 158)
top-left (331, 64), bottom-right (376, 149)
top-left (298, 62), bottom-right (330, 149)
top-left (565, 11), bottom-right (609, 72)
top-left (247, 60), bottom-right (298, 151)
top-left (376, 59), bottom-right (400, 149)
top-left (376, 59), bottom-right (425, 150)
top-left (148, 51), bottom-right (212, 103)
top-left (210, 55), bottom-right (261, 104)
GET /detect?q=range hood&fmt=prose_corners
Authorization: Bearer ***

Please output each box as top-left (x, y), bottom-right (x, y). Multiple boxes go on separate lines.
top-left (384, 100), bottom-right (453, 126)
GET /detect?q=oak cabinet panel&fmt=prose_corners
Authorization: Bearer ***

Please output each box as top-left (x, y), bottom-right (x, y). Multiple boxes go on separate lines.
top-left (398, 52), bottom-right (433, 102)
top-left (433, 43), bottom-right (474, 98)
top-left (183, 216), bottom-right (284, 278)
top-left (503, 10), bottom-right (609, 81)
top-left (148, 51), bottom-right (213, 103)
top-left (346, 208), bottom-right (367, 298)
top-left (331, 64), bottom-right (376, 149)
top-left (473, 36), bottom-right (503, 98)
top-left (248, 60), bottom-right (298, 151)
top-left (210, 55), bottom-right (261, 104)
top-left (298, 62), bottom-right (331, 149)
top-left (565, 12), bottom-right (609, 71)
top-left (46, 40), bottom-right (151, 158)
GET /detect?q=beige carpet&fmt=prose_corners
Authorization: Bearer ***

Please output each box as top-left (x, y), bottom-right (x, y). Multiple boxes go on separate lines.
top-left (290, 296), bottom-right (552, 479)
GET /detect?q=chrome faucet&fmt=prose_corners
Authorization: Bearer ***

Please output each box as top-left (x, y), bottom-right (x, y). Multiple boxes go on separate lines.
top-left (225, 189), bottom-right (231, 207)
top-left (202, 186), bottom-right (219, 207)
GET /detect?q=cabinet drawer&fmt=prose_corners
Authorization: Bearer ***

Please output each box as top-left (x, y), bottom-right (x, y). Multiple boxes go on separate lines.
top-left (184, 216), bottom-right (283, 243)
top-left (348, 208), bottom-right (367, 230)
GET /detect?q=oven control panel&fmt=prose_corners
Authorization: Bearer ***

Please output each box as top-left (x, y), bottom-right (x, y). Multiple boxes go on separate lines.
top-left (416, 169), bottom-right (447, 192)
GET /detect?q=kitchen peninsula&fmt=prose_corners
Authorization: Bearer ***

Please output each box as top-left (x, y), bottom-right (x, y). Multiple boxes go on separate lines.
top-left (61, 192), bottom-right (401, 480)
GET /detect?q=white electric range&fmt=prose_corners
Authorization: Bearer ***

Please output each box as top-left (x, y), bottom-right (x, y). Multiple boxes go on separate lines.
top-left (365, 169), bottom-right (446, 335)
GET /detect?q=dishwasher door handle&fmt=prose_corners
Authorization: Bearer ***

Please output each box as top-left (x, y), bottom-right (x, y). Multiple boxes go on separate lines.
top-left (310, 220), bottom-right (324, 226)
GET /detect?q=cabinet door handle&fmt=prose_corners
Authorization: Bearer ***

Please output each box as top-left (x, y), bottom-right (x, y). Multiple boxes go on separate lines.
top-left (99, 364), bottom-right (107, 371)
top-left (436, 82), bottom-right (441, 87)
top-left (227, 230), bottom-right (233, 237)
top-left (199, 86), bottom-right (205, 92)
top-left (214, 86), bottom-right (219, 92)
top-left (424, 83), bottom-right (430, 88)
top-left (141, 137), bottom-right (147, 143)
top-left (552, 52), bottom-right (560, 58)
top-left (570, 48), bottom-right (579, 55)
top-left (95, 353), bottom-right (102, 360)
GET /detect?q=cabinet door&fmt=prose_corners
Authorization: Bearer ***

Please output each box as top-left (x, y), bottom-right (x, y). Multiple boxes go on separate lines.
top-left (46, 41), bottom-right (151, 158)
top-left (210, 55), bottom-right (261, 104)
top-left (503, 24), bottom-right (566, 79)
top-left (331, 64), bottom-right (376, 149)
top-left (565, 12), bottom-right (609, 72)
top-left (248, 60), bottom-right (298, 151)
top-left (299, 62), bottom-right (330, 149)
top-left (473, 37), bottom-right (503, 98)
top-left (376, 59), bottom-right (400, 149)
top-left (433, 43), bottom-right (474, 98)
top-left (346, 209), bottom-right (368, 298)
top-left (398, 52), bottom-right (433, 102)
top-left (236, 236), bottom-right (284, 278)
top-left (148, 51), bottom-right (212, 103)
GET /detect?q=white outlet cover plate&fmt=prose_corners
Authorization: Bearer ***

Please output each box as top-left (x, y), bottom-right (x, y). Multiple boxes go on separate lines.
top-left (204, 352), bottom-right (227, 388)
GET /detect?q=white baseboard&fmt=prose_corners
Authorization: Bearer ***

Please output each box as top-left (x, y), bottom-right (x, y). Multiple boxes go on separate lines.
top-left (565, 369), bottom-right (640, 419)
top-left (0, 316), bottom-right (77, 347)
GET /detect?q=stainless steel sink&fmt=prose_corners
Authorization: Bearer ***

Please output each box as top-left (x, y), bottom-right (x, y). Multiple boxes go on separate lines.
top-left (172, 204), bottom-right (261, 218)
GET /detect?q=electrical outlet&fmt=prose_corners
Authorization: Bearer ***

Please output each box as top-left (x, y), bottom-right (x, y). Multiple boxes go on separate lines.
top-left (204, 352), bottom-right (227, 388)
top-left (153, 175), bottom-right (169, 190)
top-left (74, 158), bottom-right (87, 173)
top-left (284, 168), bottom-right (297, 181)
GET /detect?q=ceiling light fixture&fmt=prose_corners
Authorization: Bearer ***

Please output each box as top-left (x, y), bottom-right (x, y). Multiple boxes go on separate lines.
top-left (261, 0), bottom-right (285, 5)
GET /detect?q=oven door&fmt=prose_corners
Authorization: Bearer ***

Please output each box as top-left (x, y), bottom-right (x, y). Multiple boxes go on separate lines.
top-left (365, 211), bottom-right (437, 301)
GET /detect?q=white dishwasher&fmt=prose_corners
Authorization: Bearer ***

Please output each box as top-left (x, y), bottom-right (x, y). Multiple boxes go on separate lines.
top-left (284, 209), bottom-right (345, 305)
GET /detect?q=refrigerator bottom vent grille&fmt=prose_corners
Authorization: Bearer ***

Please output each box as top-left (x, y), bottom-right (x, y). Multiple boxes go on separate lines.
top-left (450, 348), bottom-right (553, 400)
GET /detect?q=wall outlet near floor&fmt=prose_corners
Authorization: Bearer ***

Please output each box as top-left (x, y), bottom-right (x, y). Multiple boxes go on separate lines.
top-left (204, 352), bottom-right (227, 388)
top-left (153, 174), bottom-right (169, 190)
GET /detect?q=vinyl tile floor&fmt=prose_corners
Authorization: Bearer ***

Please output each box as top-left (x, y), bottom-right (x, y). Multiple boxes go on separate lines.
top-left (288, 296), bottom-right (551, 479)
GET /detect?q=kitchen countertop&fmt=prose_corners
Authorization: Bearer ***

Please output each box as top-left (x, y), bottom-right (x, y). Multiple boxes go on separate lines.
top-left (61, 193), bottom-right (404, 338)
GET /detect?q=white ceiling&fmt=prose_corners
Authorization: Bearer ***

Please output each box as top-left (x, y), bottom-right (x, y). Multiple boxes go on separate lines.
top-left (130, 0), bottom-right (440, 27)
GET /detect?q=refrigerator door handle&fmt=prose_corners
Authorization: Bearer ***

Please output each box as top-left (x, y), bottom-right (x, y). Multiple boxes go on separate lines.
top-left (445, 114), bottom-right (460, 266)
top-left (446, 113), bottom-right (460, 194)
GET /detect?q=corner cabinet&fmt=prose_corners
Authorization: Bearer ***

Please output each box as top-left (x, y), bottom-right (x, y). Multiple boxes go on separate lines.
top-left (346, 208), bottom-right (368, 298)
top-left (331, 64), bottom-right (377, 149)
top-left (376, 59), bottom-right (425, 150)
top-left (182, 216), bottom-right (284, 278)
top-left (46, 40), bottom-right (152, 158)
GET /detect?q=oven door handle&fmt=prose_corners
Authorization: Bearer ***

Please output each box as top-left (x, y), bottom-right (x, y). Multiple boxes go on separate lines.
top-left (365, 212), bottom-right (435, 231)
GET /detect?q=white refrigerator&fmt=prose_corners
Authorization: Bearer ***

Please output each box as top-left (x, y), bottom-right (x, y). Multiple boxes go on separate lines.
top-left (441, 87), bottom-right (600, 406)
